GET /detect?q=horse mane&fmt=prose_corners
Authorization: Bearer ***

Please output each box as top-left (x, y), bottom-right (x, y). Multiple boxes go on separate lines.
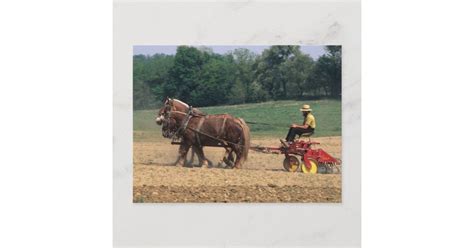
top-left (171, 98), bottom-right (206, 116)
top-left (169, 110), bottom-right (187, 118)
top-left (172, 99), bottom-right (189, 108)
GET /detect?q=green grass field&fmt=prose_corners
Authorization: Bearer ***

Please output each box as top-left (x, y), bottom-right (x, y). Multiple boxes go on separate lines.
top-left (134, 99), bottom-right (341, 141)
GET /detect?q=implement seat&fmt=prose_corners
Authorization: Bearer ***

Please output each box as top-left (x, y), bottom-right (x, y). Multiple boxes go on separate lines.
top-left (298, 131), bottom-right (314, 142)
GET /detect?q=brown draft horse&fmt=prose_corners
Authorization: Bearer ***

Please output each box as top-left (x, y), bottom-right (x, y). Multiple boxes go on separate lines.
top-left (156, 98), bottom-right (250, 169)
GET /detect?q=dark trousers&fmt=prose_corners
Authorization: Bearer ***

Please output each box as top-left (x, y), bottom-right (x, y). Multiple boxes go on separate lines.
top-left (285, 127), bottom-right (314, 142)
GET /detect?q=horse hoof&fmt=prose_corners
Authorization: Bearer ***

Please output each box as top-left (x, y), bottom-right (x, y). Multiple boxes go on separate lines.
top-left (176, 160), bottom-right (185, 167)
top-left (201, 161), bottom-right (209, 168)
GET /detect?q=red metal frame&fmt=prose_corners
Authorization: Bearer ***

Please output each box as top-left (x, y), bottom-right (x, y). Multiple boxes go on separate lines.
top-left (254, 139), bottom-right (340, 172)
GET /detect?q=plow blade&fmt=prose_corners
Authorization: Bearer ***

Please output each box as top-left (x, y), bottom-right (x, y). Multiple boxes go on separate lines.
top-left (315, 148), bottom-right (340, 164)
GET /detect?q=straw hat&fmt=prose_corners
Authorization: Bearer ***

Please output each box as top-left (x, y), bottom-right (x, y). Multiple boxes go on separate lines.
top-left (299, 104), bottom-right (312, 112)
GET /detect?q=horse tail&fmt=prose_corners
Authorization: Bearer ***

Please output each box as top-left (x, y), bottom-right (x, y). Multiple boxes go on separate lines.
top-left (237, 118), bottom-right (250, 162)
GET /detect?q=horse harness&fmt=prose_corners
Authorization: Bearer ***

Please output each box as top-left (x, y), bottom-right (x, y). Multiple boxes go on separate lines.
top-left (194, 116), bottom-right (206, 147)
top-left (168, 107), bottom-right (242, 148)
top-left (170, 108), bottom-right (194, 141)
top-left (192, 115), bottom-right (229, 147)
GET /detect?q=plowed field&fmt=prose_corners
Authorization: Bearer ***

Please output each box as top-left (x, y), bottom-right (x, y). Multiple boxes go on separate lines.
top-left (133, 136), bottom-right (341, 203)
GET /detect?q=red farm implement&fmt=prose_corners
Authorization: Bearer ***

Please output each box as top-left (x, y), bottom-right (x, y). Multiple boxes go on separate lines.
top-left (251, 139), bottom-right (341, 174)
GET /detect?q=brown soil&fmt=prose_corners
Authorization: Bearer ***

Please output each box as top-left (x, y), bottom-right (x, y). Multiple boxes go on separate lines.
top-left (133, 136), bottom-right (341, 203)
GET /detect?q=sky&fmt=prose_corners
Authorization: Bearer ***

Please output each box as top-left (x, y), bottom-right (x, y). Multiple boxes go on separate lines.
top-left (133, 45), bottom-right (328, 60)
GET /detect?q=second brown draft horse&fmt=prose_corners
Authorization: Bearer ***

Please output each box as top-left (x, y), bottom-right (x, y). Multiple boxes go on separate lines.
top-left (156, 98), bottom-right (250, 169)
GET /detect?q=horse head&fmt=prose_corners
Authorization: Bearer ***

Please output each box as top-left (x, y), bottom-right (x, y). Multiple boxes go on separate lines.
top-left (155, 104), bottom-right (171, 125)
top-left (161, 111), bottom-right (186, 138)
top-left (161, 115), bottom-right (177, 138)
top-left (155, 97), bottom-right (175, 125)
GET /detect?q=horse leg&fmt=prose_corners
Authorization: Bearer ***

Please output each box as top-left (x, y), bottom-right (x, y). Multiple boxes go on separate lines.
top-left (186, 146), bottom-right (196, 166)
top-left (175, 142), bottom-right (190, 167)
top-left (227, 150), bottom-right (235, 164)
top-left (234, 158), bottom-right (242, 169)
top-left (222, 148), bottom-right (236, 168)
top-left (231, 145), bottom-right (242, 169)
top-left (219, 148), bottom-right (230, 168)
top-left (193, 145), bottom-right (209, 168)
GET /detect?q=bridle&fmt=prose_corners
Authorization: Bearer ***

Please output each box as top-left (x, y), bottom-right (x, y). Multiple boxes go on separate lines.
top-left (161, 106), bottom-right (195, 139)
top-left (170, 108), bottom-right (194, 139)
top-left (156, 100), bottom-right (172, 125)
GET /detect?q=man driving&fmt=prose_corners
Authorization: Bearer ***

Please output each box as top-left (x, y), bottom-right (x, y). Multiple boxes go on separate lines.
top-left (281, 104), bottom-right (316, 145)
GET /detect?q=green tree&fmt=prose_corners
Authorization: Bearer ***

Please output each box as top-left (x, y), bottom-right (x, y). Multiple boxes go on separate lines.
top-left (308, 46), bottom-right (342, 97)
top-left (133, 45), bottom-right (341, 109)
top-left (191, 54), bottom-right (237, 106)
top-left (164, 46), bottom-right (210, 103)
top-left (228, 78), bottom-right (246, 104)
top-left (133, 54), bottom-right (174, 109)
top-left (282, 50), bottom-right (314, 98)
top-left (133, 80), bottom-right (155, 110)
top-left (246, 81), bottom-right (269, 102)
top-left (231, 48), bottom-right (257, 103)
top-left (255, 45), bottom-right (299, 99)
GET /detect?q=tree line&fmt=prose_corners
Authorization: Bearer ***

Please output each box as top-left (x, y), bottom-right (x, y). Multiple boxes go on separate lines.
top-left (133, 45), bottom-right (341, 110)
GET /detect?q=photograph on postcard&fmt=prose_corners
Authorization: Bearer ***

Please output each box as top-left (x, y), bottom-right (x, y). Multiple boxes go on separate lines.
top-left (132, 45), bottom-right (342, 203)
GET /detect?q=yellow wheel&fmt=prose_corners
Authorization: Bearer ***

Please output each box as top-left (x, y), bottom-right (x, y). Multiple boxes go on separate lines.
top-left (302, 159), bottom-right (318, 174)
top-left (283, 156), bottom-right (300, 172)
